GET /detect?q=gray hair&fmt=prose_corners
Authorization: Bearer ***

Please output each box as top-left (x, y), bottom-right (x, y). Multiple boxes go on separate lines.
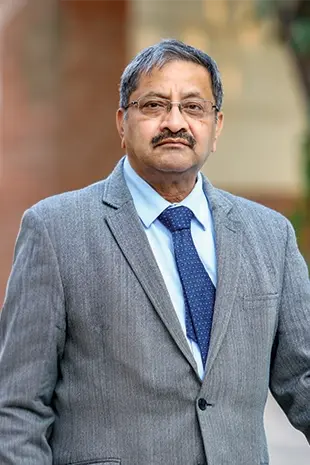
top-left (119, 38), bottom-right (223, 111)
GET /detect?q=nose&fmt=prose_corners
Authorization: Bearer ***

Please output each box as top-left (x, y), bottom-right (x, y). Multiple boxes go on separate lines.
top-left (159, 103), bottom-right (190, 134)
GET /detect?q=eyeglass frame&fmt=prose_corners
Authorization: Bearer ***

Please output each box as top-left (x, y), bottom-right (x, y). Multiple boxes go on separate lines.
top-left (123, 95), bottom-right (220, 119)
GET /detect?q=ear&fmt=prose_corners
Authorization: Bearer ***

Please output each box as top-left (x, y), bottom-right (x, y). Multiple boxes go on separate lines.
top-left (211, 112), bottom-right (224, 153)
top-left (116, 108), bottom-right (126, 150)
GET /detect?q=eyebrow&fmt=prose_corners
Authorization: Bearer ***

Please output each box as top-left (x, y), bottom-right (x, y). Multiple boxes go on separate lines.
top-left (141, 91), bottom-right (205, 100)
top-left (182, 91), bottom-right (204, 99)
top-left (141, 91), bottom-right (170, 99)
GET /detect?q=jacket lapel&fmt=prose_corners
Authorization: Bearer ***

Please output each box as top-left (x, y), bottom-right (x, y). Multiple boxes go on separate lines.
top-left (202, 178), bottom-right (243, 378)
top-left (101, 159), bottom-right (243, 380)
top-left (102, 159), bottom-right (199, 377)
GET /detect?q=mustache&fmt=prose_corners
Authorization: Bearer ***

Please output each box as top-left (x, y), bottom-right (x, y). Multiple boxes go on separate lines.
top-left (151, 130), bottom-right (196, 148)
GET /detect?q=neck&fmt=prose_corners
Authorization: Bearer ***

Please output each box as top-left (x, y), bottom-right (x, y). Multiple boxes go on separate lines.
top-left (143, 170), bottom-right (198, 203)
top-left (151, 181), bottom-right (196, 202)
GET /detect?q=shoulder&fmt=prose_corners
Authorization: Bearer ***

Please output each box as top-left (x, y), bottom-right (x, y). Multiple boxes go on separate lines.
top-left (215, 188), bottom-right (292, 238)
top-left (18, 180), bottom-right (111, 240)
top-left (28, 179), bottom-right (107, 221)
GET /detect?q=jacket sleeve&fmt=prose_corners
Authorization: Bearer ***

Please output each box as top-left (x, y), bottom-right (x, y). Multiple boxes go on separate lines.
top-left (269, 219), bottom-right (310, 444)
top-left (0, 208), bottom-right (66, 464)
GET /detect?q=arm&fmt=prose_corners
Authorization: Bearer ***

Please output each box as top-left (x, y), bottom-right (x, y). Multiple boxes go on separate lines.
top-left (269, 220), bottom-right (310, 443)
top-left (0, 208), bottom-right (66, 464)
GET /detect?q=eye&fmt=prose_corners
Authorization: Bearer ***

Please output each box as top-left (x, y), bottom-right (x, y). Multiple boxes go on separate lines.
top-left (142, 99), bottom-right (166, 109)
top-left (183, 101), bottom-right (204, 112)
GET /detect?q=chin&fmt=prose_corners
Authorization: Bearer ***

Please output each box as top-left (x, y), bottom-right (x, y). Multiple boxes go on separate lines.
top-left (155, 151), bottom-right (198, 172)
top-left (155, 160), bottom-right (197, 174)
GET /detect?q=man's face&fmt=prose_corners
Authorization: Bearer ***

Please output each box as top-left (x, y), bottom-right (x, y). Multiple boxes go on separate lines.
top-left (116, 60), bottom-right (223, 180)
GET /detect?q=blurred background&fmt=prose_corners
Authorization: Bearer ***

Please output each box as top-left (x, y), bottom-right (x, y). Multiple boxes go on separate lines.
top-left (0, 0), bottom-right (309, 463)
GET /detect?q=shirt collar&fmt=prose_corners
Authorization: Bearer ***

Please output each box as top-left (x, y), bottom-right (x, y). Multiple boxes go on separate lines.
top-left (123, 156), bottom-right (209, 230)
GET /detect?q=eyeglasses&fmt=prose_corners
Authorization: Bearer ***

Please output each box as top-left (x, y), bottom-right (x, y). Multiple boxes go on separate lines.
top-left (124, 96), bottom-right (219, 120)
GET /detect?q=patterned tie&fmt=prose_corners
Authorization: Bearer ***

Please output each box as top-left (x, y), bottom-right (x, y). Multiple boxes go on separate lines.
top-left (158, 206), bottom-right (215, 367)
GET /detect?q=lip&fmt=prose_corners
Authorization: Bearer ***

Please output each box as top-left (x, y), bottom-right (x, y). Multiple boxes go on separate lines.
top-left (156, 139), bottom-right (190, 147)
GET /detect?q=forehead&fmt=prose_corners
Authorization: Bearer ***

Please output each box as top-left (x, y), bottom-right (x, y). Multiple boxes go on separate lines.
top-left (133, 60), bottom-right (213, 99)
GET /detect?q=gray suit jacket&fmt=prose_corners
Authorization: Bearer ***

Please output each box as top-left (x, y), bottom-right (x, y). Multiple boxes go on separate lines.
top-left (1, 158), bottom-right (310, 465)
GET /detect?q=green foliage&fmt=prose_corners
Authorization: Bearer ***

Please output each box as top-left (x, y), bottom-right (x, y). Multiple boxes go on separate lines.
top-left (304, 128), bottom-right (310, 196)
top-left (255, 0), bottom-right (276, 18)
top-left (291, 19), bottom-right (310, 55)
top-left (290, 209), bottom-right (306, 241)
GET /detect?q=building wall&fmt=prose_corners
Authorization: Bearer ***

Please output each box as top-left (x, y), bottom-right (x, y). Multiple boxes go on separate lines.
top-left (0, 0), bottom-right (127, 304)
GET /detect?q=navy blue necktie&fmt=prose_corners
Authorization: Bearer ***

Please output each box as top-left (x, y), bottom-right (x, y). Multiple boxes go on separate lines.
top-left (158, 206), bottom-right (215, 367)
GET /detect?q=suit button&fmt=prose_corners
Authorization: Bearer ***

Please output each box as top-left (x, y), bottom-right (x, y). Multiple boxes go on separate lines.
top-left (198, 398), bottom-right (207, 410)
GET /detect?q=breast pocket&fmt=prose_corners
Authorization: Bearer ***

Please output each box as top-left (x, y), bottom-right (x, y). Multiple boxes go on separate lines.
top-left (241, 293), bottom-right (279, 359)
top-left (68, 460), bottom-right (121, 465)
top-left (243, 293), bottom-right (279, 334)
top-left (225, 293), bottom-right (280, 382)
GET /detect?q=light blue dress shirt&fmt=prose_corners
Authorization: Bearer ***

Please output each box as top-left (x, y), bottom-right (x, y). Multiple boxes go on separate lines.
top-left (123, 157), bottom-right (217, 379)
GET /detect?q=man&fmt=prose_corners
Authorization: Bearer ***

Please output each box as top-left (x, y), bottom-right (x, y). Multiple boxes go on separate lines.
top-left (0, 39), bottom-right (309, 465)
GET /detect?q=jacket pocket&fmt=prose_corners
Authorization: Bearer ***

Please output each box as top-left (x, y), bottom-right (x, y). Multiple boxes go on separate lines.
top-left (67, 459), bottom-right (121, 465)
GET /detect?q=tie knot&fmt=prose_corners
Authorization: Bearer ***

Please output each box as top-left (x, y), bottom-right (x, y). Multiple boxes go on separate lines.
top-left (158, 206), bottom-right (193, 232)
